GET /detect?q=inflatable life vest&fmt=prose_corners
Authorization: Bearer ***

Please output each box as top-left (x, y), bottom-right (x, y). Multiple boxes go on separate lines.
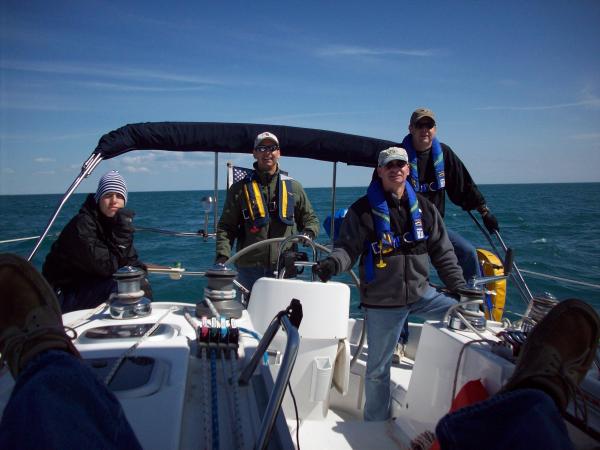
top-left (364, 180), bottom-right (426, 282)
top-left (241, 172), bottom-right (295, 232)
top-left (402, 134), bottom-right (446, 193)
top-left (477, 248), bottom-right (506, 321)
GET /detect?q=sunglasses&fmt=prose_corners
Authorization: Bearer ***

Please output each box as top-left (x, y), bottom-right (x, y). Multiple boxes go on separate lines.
top-left (414, 121), bottom-right (436, 130)
top-left (255, 144), bottom-right (280, 153)
top-left (384, 160), bottom-right (408, 170)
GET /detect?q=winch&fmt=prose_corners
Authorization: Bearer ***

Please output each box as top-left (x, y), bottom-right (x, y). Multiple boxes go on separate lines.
top-left (521, 292), bottom-right (558, 332)
top-left (448, 288), bottom-right (487, 332)
top-left (109, 266), bottom-right (152, 319)
top-left (196, 264), bottom-right (243, 319)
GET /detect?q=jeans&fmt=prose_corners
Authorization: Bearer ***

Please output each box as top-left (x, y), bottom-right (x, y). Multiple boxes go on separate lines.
top-left (0, 350), bottom-right (142, 450)
top-left (446, 228), bottom-right (481, 283)
top-left (236, 266), bottom-right (275, 302)
top-left (364, 286), bottom-right (457, 421)
top-left (436, 388), bottom-right (574, 450)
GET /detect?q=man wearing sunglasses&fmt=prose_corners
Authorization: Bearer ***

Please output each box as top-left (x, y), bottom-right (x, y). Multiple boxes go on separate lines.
top-left (313, 146), bottom-right (466, 421)
top-left (216, 131), bottom-right (319, 298)
top-left (402, 107), bottom-right (499, 283)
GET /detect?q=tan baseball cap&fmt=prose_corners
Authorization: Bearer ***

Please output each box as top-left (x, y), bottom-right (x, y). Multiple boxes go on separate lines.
top-left (410, 108), bottom-right (436, 125)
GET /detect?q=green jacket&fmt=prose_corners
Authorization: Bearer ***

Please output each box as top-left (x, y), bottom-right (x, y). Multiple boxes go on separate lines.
top-left (216, 165), bottom-right (319, 270)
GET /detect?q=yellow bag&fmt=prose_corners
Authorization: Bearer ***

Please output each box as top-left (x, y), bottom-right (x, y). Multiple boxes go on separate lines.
top-left (476, 248), bottom-right (506, 321)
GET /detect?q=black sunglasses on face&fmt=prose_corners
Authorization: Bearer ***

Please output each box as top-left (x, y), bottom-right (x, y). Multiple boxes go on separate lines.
top-left (415, 121), bottom-right (435, 130)
top-left (384, 160), bottom-right (407, 170)
top-left (255, 144), bottom-right (280, 153)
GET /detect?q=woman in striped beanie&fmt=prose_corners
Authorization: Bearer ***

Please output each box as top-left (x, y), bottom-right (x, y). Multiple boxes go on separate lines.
top-left (42, 170), bottom-right (151, 313)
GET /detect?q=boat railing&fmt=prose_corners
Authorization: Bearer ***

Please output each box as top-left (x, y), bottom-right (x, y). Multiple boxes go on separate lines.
top-left (238, 300), bottom-right (302, 450)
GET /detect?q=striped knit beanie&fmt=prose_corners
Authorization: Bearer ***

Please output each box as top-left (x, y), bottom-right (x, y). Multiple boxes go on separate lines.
top-left (94, 170), bottom-right (128, 205)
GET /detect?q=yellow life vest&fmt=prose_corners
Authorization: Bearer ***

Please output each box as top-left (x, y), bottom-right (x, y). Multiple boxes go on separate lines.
top-left (477, 248), bottom-right (506, 321)
top-left (241, 173), bottom-right (295, 232)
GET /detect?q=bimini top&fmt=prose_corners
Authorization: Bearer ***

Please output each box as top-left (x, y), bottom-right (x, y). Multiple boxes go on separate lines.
top-left (93, 122), bottom-right (398, 168)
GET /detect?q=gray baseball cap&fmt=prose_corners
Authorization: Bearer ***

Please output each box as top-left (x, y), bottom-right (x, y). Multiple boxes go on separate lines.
top-left (378, 147), bottom-right (408, 167)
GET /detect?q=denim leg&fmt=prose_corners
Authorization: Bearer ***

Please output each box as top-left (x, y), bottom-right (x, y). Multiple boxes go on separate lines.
top-left (236, 267), bottom-right (273, 292)
top-left (0, 350), bottom-right (142, 450)
top-left (364, 307), bottom-right (409, 421)
top-left (446, 228), bottom-right (481, 283)
top-left (408, 285), bottom-right (458, 321)
top-left (436, 388), bottom-right (574, 450)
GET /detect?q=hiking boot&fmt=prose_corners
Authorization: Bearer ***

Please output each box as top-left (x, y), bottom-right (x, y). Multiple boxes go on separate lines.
top-left (502, 298), bottom-right (600, 412)
top-left (0, 253), bottom-right (79, 378)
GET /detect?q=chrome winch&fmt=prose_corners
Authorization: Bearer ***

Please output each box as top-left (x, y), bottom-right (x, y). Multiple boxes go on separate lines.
top-left (196, 264), bottom-right (243, 319)
top-left (109, 266), bottom-right (152, 319)
top-left (521, 292), bottom-right (558, 332)
top-left (448, 288), bottom-right (487, 332)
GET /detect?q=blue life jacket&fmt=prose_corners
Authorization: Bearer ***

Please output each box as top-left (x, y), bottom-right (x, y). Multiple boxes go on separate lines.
top-left (364, 179), bottom-right (426, 282)
top-left (402, 134), bottom-right (445, 193)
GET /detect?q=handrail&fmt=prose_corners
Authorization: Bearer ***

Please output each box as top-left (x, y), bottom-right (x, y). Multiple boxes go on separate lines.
top-left (28, 152), bottom-right (103, 261)
top-left (238, 304), bottom-right (301, 450)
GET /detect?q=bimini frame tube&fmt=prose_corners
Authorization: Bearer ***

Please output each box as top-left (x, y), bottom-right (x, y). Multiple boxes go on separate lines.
top-left (28, 152), bottom-right (104, 261)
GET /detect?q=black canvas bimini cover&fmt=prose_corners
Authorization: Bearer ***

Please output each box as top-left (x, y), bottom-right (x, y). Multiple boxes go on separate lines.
top-left (94, 122), bottom-right (398, 168)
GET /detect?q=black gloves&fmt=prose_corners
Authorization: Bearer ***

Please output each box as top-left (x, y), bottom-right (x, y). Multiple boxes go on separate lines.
top-left (301, 230), bottom-right (315, 240)
top-left (312, 257), bottom-right (337, 282)
top-left (478, 205), bottom-right (499, 233)
top-left (482, 211), bottom-right (499, 233)
top-left (215, 256), bottom-right (228, 265)
top-left (113, 208), bottom-right (135, 246)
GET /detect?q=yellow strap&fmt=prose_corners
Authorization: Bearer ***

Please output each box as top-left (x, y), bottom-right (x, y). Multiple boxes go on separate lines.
top-left (242, 184), bottom-right (255, 220)
top-left (251, 180), bottom-right (266, 217)
top-left (281, 179), bottom-right (288, 217)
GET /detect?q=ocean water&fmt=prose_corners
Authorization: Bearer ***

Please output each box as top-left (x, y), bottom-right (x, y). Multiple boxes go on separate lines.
top-left (1, 183), bottom-right (599, 319)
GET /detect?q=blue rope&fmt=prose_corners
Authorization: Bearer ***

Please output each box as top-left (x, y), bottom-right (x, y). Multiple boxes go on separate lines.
top-left (210, 348), bottom-right (219, 450)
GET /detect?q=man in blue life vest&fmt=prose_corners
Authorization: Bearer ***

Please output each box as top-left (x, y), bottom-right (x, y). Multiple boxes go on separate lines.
top-left (312, 146), bottom-right (466, 421)
top-left (403, 107), bottom-right (499, 283)
top-left (215, 131), bottom-right (320, 297)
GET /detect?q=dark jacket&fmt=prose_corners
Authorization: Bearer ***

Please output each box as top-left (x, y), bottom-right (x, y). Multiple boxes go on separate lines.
top-left (328, 188), bottom-right (465, 308)
top-left (416, 142), bottom-right (486, 217)
top-left (216, 165), bottom-right (319, 269)
top-left (42, 194), bottom-right (144, 291)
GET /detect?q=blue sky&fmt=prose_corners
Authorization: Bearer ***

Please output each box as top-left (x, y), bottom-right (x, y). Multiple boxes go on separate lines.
top-left (1, 0), bottom-right (599, 195)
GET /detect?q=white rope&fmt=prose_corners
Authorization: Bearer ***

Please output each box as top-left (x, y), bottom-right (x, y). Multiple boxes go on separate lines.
top-left (65, 302), bottom-right (108, 330)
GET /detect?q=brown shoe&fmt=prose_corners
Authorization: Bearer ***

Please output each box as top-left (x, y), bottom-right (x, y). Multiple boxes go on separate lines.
top-left (0, 253), bottom-right (79, 378)
top-left (503, 298), bottom-right (600, 412)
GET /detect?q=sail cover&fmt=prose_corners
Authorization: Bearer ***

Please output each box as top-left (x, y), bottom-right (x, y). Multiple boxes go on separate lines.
top-left (94, 122), bottom-right (398, 168)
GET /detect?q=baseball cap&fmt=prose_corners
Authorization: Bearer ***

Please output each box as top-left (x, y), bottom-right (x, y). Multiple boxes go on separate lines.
top-left (378, 147), bottom-right (408, 167)
top-left (410, 108), bottom-right (436, 126)
top-left (254, 131), bottom-right (279, 149)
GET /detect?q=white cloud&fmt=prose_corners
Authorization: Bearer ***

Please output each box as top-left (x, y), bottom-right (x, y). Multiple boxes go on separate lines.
top-left (34, 157), bottom-right (55, 163)
top-left (0, 60), bottom-right (226, 87)
top-left (316, 45), bottom-right (437, 58)
top-left (2, 168), bottom-right (15, 174)
top-left (476, 98), bottom-right (600, 111)
top-left (124, 165), bottom-right (151, 173)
